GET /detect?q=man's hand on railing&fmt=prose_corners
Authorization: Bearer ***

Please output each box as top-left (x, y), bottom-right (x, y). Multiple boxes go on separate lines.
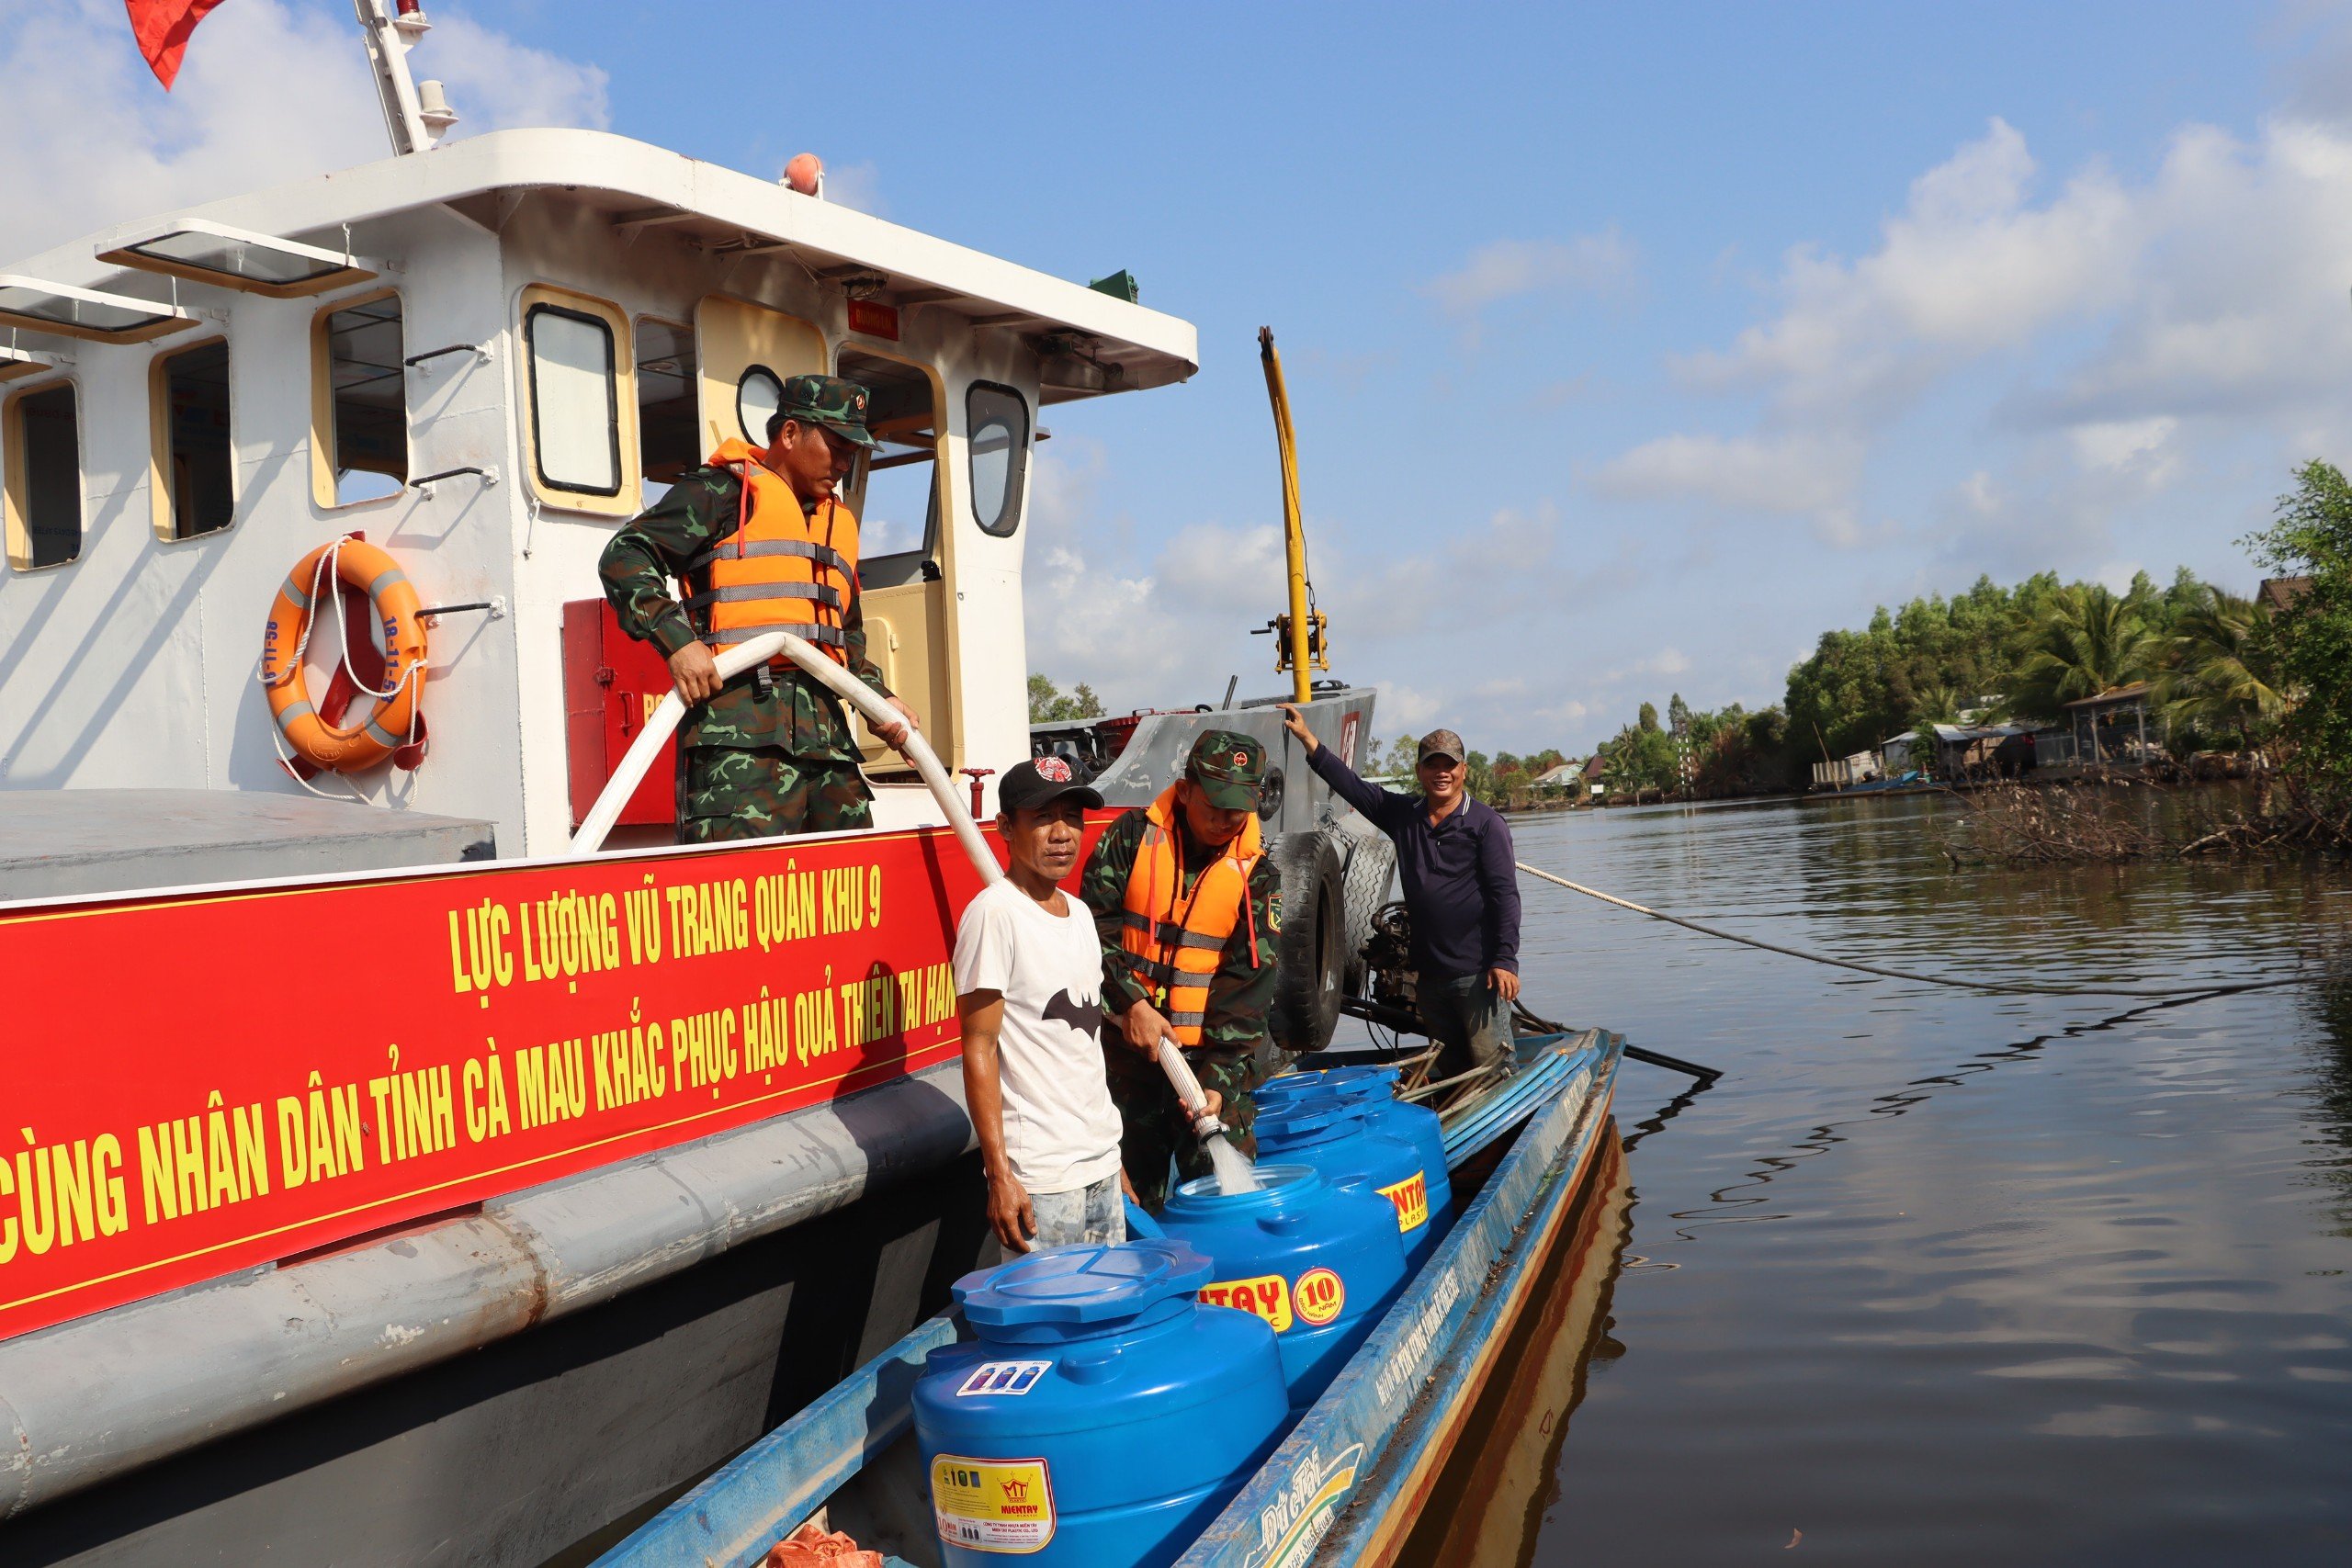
top-left (666, 642), bottom-right (722, 704)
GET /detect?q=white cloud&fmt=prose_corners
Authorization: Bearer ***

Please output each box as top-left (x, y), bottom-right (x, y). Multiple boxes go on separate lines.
top-left (1591, 432), bottom-right (1864, 518)
top-left (1675, 119), bottom-right (2136, 419)
top-left (1597, 106), bottom-right (2352, 564)
top-left (1425, 230), bottom-right (1636, 314)
top-left (401, 15), bottom-right (608, 140)
top-left (2068, 416), bottom-right (2179, 479)
top-left (1021, 468), bottom-right (1649, 753)
top-left (0, 0), bottom-right (606, 263)
top-left (1374, 684), bottom-right (1441, 733)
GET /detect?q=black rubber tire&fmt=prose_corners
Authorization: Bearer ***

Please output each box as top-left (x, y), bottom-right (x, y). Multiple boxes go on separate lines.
top-left (1270, 829), bottom-right (1346, 1056)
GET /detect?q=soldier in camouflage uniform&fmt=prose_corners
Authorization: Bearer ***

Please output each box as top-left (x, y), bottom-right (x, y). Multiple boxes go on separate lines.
top-left (598, 374), bottom-right (922, 842)
top-left (1081, 731), bottom-right (1283, 1211)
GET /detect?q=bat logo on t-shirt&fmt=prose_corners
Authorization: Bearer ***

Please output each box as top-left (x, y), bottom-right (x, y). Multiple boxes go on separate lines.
top-left (1039, 988), bottom-right (1102, 1036)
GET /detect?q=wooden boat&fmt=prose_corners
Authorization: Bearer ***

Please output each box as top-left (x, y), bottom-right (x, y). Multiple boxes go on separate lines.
top-left (1385, 1130), bottom-right (1632, 1568)
top-left (595, 1027), bottom-right (1624, 1568)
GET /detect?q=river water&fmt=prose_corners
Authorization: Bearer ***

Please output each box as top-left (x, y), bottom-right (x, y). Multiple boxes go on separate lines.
top-left (1378, 792), bottom-right (2352, 1566)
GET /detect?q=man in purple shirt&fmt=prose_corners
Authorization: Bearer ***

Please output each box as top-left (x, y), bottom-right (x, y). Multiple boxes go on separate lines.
top-left (1280, 707), bottom-right (1522, 1080)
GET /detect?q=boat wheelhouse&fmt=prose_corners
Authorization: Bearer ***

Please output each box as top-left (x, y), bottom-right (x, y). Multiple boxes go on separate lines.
top-left (0, 125), bottom-right (1204, 854)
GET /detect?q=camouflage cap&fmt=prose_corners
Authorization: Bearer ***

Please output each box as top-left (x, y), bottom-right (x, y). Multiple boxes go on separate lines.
top-left (1185, 729), bottom-right (1267, 811)
top-left (777, 373), bottom-right (879, 449)
top-left (1418, 728), bottom-right (1466, 765)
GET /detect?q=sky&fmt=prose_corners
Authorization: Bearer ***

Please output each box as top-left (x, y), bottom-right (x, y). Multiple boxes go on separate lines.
top-left (6, 1), bottom-right (2352, 756)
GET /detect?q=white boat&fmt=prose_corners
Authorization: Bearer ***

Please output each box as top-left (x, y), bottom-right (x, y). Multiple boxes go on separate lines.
top-left (0, 9), bottom-right (1396, 1563)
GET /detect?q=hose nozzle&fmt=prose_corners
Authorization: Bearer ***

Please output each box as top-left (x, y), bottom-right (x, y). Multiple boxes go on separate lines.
top-left (1155, 1038), bottom-right (1227, 1142)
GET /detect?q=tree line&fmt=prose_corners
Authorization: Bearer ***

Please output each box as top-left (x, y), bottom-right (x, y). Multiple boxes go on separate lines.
top-left (1030, 459), bottom-right (2345, 819)
top-left (1532, 470), bottom-right (2312, 806)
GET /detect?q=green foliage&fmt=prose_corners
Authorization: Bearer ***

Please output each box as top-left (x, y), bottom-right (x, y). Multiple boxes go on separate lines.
top-left (1781, 568), bottom-right (2233, 762)
top-left (2155, 586), bottom-right (2281, 750)
top-left (1482, 748), bottom-right (1571, 803)
top-left (2005, 582), bottom-right (2158, 721)
top-left (1027, 672), bottom-right (1104, 723)
top-left (1374, 733), bottom-right (1420, 778)
top-left (2245, 459), bottom-right (2352, 793)
top-left (1601, 722), bottom-right (1680, 795)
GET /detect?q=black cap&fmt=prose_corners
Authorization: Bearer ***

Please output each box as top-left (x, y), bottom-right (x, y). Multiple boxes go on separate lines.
top-left (1000, 757), bottom-right (1103, 814)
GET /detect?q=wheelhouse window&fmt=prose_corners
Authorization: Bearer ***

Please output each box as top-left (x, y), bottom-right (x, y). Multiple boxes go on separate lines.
top-left (319, 294), bottom-right (406, 505)
top-left (4, 382), bottom-right (81, 570)
top-left (840, 347), bottom-right (942, 581)
top-left (637, 317), bottom-right (699, 496)
top-left (736, 365), bottom-right (784, 448)
top-left (526, 303), bottom-right (620, 495)
top-left (155, 340), bottom-right (234, 539)
top-left (966, 382), bottom-right (1029, 537)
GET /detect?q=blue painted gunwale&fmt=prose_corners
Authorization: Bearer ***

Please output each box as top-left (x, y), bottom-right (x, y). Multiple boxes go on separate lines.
top-left (593, 1028), bottom-right (1620, 1568)
top-left (1173, 1029), bottom-right (1622, 1568)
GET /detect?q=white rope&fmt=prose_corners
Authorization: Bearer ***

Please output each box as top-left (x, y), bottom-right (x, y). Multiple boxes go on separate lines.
top-left (1517, 860), bottom-right (2301, 999)
top-left (258, 534), bottom-right (424, 793)
top-left (266, 726), bottom-right (372, 805)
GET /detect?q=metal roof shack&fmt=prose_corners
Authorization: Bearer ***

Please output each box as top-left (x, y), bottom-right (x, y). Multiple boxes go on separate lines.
top-left (2061, 682), bottom-right (2158, 767)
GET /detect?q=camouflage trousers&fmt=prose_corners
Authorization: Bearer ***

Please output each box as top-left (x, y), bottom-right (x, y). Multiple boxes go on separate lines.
top-left (1104, 1039), bottom-right (1268, 1213)
top-left (675, 746), bottom-right (873, 843)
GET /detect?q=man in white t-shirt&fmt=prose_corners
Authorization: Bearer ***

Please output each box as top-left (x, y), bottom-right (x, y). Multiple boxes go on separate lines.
top-left (955, 759), bottom-right (1133, 1250)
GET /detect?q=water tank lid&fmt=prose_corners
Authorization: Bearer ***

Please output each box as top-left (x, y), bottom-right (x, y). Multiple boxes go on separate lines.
top-left (1254, 1093), bottom-right (1367, 1143)
top-left (955, 1239), bottom-right (1213, 1327)
top-left (1259, 1066), bottom-right (1399, 1104)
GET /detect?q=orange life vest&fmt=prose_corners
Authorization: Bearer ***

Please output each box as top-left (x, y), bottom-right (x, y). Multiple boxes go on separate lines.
top-left (685, 438), bottom-right (859, 666)
top-left (1119, 784), bottom-right (1264, 1047)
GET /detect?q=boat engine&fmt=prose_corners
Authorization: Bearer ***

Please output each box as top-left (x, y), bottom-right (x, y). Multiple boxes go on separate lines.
top-left (1360, 898), bottom-right (1419, 1020)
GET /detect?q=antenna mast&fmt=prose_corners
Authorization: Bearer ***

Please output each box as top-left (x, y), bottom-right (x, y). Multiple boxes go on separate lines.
top-left (353, 0), bottom-right (458, 156)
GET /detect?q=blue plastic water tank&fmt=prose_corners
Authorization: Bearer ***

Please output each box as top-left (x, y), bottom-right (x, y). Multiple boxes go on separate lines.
top-left (915, 1240), bottom-right (1290, 1568)
top-left (1155, 1163), bottom-right (1408, 1410)
top-left (1252, 1094), bottom-right (1442, 1266)
top-left (1258, 1073), bottom-right (1455, 1254)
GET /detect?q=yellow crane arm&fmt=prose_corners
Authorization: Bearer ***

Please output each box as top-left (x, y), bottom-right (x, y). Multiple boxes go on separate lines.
top-left (1259, 326), bottom-right (1317, 705)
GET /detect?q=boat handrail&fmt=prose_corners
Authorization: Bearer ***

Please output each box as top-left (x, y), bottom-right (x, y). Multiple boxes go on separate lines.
top-left (568, 630), bottom-right (999, 888)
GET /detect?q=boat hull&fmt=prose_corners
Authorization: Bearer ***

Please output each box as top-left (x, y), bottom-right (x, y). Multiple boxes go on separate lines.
top-left (1, 1156), bottom-right (994, 1566)
top-left (596, 1029), bottom-right (1624, 1568)
top-left (1179, 1032), bottom-right (1620, 1568)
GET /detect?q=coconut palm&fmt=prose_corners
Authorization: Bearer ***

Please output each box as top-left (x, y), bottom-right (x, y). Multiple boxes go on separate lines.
top-left (2006, 583), bottom-right (2156, 721)
top-left (1908, 681), bottom-right (1966, 736)
top-left (2156, 587), bottom-right (2283, 746)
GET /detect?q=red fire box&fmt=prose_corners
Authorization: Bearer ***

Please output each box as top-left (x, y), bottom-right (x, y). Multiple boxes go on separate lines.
top-left (562, 598), bottom-right (680, 829)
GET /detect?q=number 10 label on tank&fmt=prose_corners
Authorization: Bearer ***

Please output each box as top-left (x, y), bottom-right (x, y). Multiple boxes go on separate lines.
top-left (933, 1456), bottom-right (1056, 1552)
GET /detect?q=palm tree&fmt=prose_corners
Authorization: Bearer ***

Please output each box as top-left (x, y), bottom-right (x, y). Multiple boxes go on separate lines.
top-left (2007, 584), bottom-right (2156, 720)
top-left (2156, 587), bottom-right (2283, 747)
top-left (1909, 681), bottom-right (1966, 737)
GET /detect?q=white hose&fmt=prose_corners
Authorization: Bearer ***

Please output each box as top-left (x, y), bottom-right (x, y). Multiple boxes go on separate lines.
top-left (567, 635), bottom-right (1216, 1130)
top-left (568, 630), bottom-right (992, 885)
top-left (1156, 1038), bottom-right (1227, 1138)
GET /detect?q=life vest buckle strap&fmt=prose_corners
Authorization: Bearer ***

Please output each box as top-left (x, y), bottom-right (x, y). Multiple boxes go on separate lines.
top-left (685, 537), bottom-right (854, 578)
top-left (707, 624), bottom-right (851, 650)
top-left (684, 581), bottom-right (845, 613)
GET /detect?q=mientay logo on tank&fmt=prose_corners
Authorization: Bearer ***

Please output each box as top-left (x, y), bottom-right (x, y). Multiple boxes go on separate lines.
top-left (1243, 1441), bottom-right (1364, 1568)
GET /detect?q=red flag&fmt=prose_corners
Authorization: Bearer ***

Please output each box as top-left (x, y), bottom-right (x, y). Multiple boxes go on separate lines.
top-left (125, 0), bottom-right (230, 90)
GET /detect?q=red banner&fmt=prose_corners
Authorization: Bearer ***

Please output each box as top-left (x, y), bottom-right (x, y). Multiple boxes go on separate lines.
top-left (0, 823), bottom-right (1030, 1343)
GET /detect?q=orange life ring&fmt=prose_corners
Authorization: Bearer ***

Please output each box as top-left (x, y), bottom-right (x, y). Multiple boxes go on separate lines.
top-left (261, 536), bottom-right (429, 773)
